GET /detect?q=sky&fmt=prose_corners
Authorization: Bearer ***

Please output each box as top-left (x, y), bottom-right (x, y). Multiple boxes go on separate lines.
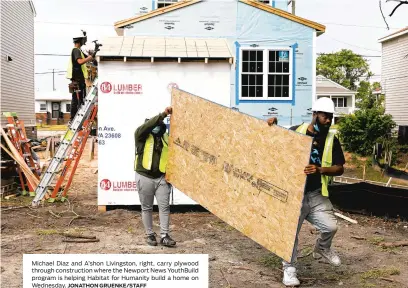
top-left (33, 0), bottom-right (407, 95)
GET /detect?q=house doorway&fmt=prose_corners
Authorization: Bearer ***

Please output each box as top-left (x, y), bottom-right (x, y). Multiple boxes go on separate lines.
top-left (51, 102), bottom-right (61, 124)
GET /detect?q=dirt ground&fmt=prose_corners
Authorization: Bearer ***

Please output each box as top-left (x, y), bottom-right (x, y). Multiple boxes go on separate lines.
top-left (1, 156), bottom-right (408, 288)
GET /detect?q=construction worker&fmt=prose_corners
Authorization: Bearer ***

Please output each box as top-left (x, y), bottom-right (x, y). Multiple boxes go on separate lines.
top-left (134, 107), bottom-right (176, 247)
top-left (66, 31), bottom-right (95, 126)
top-left (267, 97), bottom-right (345, 287)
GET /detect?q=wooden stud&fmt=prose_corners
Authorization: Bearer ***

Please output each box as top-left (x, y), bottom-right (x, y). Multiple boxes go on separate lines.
top-left (205, 58), bottom-right (208, 64)
top-left (229, 58), bottom-right (233, 65)
top-left (4, 194), bottom-right (17, 200)
top-left (88, 137), bottom-right (95, 161)
top-left (178, 57), bottom-right (181, 63)
top-left (124, 57), bottom-right (127, 62)
top-left (151, 57), bottom-right (154, 63)
top-left (98, 205), bottom-right (106, 213)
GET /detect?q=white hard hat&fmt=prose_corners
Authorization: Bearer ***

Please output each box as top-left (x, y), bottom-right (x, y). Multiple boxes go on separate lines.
top-left (312, 97), bottom-right (335, 114)
top-left (73, 30), bottom-right (87, 44)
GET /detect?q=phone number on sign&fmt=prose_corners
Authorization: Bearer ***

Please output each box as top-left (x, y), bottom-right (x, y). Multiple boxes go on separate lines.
top-left (98, 133), bottom-right (121, 145)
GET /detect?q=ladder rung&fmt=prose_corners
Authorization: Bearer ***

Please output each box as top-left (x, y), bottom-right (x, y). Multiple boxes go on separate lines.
top-left (23, 153), bottom-right (31, 157)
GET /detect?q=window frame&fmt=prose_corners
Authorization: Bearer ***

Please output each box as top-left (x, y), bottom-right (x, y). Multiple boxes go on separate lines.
top-left (156, 0), bottom-right (178, 9)
top-left (239, 47), bottom-right (292, 101)
top-left (332, 97), bottom-right (346, 108)
top-left (40, 103), bottom-right (46, 111)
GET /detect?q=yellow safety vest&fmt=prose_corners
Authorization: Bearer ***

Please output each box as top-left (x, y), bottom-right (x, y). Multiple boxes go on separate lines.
top-left (66, 48), bottom-right (88, 80)
top-left (296, 123), bottom-right (335, 197)
top-left (135, 133), bottom-right (169, 173)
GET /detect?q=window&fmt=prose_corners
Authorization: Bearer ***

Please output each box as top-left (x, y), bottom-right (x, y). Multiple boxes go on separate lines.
top-left (66, 104), bottom-right (71, 113)
top-left (157, 0), bottom-right (178, 8)
top-left (240, 48), bottom-right (292, 100)
top-left (332, 97), bottom-right (347, 108)
top-left (40, 103), bottom-right (46, 111)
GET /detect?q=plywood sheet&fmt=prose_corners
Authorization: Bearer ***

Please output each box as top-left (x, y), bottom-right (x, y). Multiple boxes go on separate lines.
top-left (166, 89), bottom-right (313, 262)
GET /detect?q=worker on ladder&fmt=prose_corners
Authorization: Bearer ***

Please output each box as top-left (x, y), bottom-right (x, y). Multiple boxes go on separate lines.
top-left (267, 97), bottom-right (346, 287)
top-left (134, 107), bottom-right (176, 247)
top-left (66, 30), bottom-right (96, 126)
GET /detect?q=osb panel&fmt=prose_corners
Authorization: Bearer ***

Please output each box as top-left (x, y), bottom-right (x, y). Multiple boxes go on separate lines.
top-left (166, 89), bottom-right (313, 262)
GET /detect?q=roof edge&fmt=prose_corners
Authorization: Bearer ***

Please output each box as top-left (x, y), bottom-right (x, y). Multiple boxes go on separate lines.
top-left (378, 27), bottom-right (408, 43)
top-left (239, 0), bottom-right (326, 33)
top-left (114, 0), bottom-right (202, 29)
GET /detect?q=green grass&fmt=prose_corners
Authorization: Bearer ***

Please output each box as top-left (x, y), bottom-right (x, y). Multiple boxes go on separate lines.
top-left (258, 254), bottom-right (281, 268)
top-left (360, 267), bottom-right (400, 280)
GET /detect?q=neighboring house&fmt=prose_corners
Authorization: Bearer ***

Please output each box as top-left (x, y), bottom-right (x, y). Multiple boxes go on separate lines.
top-left (316, 75), bottom-right (356, 124)
top-left (109, 0), bottom-right (325, 127)
top-left (35, 91), bottom-right (71, 125)
top-left (378, 27), bottom-right (408, 133)
top-left (1, 0), bottom-right (36, 138)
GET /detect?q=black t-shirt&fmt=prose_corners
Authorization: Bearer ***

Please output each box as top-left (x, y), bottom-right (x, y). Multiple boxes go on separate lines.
top-left (290, 125), bottom-right (345, 192)
top-left (71, 48), bottom-right (86, 82)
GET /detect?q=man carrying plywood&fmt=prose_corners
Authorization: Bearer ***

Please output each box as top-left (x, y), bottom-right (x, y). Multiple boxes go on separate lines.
top-left (267, 97), bottom-right (346, 287)
top-left (134, 107), bottom-right (176, 247)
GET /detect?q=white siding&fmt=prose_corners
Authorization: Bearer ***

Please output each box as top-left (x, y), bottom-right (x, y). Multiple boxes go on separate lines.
top-left (381, 34), bottom-right (408, 126)
top-left (1, 1), bottom-right (35, 127)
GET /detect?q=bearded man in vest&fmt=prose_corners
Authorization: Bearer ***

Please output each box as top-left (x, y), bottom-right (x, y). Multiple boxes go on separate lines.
top-left (134, 107), bottom-right (176, 247)
top-left (66, 31), bottom-right (95, 126)
top-left (267, 97), bottom-right (345, 287)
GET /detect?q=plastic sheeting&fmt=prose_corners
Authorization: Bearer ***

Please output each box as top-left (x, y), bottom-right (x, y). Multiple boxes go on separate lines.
top-left (330, 182), bottom-right (408, 219)
top-left (97, 61), bottom-right (231, 206)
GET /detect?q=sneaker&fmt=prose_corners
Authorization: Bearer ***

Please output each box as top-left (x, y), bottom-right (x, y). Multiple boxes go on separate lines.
top-left (282, 266), bottom-right (300, 286)
top-left (313, 246), bottom-right (341, 266)
top-left (146, 234), bottom-right (157, 246)
top-left (160, 234), bottom-right (176, 247)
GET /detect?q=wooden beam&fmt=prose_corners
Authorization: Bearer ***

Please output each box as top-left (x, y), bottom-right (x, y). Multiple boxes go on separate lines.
top-left (178, 57), bottom-right (181, 63)
top-left (205, 58), bottom-right (208, 64)
top-left (124, 57), bottom-right (127, 62)
top-left (0, 140), bottom-right (39, 189)
top-left (229, 58), bottom-right (233, 65)
top-left (151, 57), bottom-right (154, 63)
top-left (239, 0), bottom-right (325, 33)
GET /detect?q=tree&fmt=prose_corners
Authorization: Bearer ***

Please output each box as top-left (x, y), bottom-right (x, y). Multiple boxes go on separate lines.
top-left (317, 49), bottom-right (373, 91)
top-left (338, 108), bottom-right (396, 156)
top-left (356, 81), bottom-right (384, 110)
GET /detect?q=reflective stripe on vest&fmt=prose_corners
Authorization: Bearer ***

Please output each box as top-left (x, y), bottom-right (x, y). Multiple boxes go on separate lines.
top-left (296, 123), bottom-right (334, 197)
top-left (138, 133), bottom-right (169, 173)
top-left (66, 48), bottom-right (88, 79)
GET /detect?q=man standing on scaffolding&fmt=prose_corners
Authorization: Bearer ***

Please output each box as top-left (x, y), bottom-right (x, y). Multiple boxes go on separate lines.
top-left (66, 30), bottom-right (96, 126)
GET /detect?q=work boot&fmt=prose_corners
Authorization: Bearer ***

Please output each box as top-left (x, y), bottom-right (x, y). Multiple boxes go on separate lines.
top-left (146, 234), bottom-right (157, 246)
top-left (160, 234), bottom-right (176, 247)
top-left (282, 266), bottom-right (300, 286)
top-left (313, 246), bottom-right (341, 266)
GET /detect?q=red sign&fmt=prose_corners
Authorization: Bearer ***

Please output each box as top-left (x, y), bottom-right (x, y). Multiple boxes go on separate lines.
top-left (100, 82), bottom-right (143, 95)
top-left (100, 179), bottom-right (112, 190)
top-left (100, 82), bottom-right (112, 93)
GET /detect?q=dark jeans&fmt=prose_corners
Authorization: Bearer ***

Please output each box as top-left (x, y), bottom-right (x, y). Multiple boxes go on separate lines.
top-left (70, 81), bottom-right (86, 121)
